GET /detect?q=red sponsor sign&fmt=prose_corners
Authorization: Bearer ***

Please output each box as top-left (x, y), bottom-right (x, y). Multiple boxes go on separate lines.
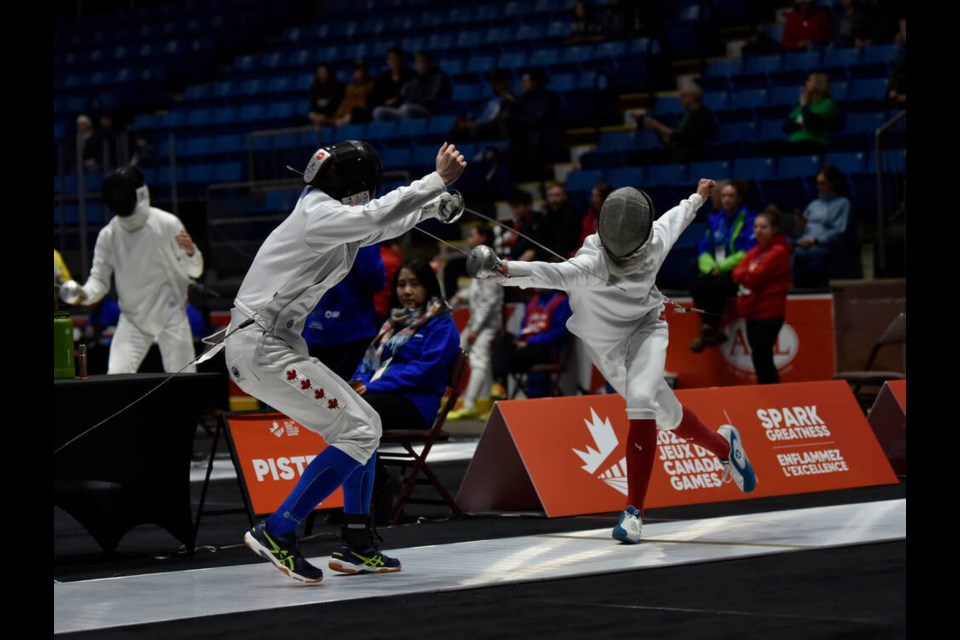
top-left (223, 412), bottom-right (343, 517)
top-left (457, 381), bottom-right (898, 517)
top-left (664, 295), bottom-right (836, 388)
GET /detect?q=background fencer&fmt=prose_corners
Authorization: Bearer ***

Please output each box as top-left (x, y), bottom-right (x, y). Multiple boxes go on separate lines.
top-left (228, 140), bottom-right (466, 583)
top-left (59, 166), bottom-right (203, 374)
top-left (469, 179), bottom-right (758, 544)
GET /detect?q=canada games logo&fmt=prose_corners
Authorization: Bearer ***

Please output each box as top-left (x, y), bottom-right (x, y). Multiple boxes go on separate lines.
top-left (572, 409), bottom-right (629, 495)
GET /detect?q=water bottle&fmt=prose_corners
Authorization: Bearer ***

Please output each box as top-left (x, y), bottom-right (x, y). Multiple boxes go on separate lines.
top-left (54, 311), bottom-right (76, 379)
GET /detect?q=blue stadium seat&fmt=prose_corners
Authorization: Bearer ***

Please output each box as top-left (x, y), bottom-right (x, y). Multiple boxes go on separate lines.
top-left (213, 162), bottom-right (244, 183)
top-left (647, 163), bottom-right (689, 186)
top-left (689, 160), bottom-right (731, 182)
top-left (652, 95), bottom-right (684, 118)
top-left (565, 169), bottom-right (604, 194)
top-left (782, 50), bottom-right (822, 72)
top-left (367, 120), bottom-right (399, 142)
top-left (382, 147), bottom-right (413, 170)
top-left (185, 136), bottom-right (215, 157)
top-left (863, 43), bottom-right (900, 65)
top-left (705, 57), bottom-right (742, 78)
top-left (729, 88), bottom-right (769, 110)
top-left (529, 47), bottom-right (561, 69)
top-left (213, 134), bottom-right (245, 155)
top-left (498, 50), bottom-right (529, 70)
top-left (181, 163), bottom-right (214, 185)
top-left (824, 151), bottom-right (869, 175)
top-left (701, 90), bottom-right (729, 112)
top-left (759, 118), bottom-right (786, 141)
top-left (186, 108), bottom-right (213, 128)
top-left (732, 156), bottom-right (777, 181)
top-left (516, 22), bottom-right (546, 42)
top-left (465, 53), bottom-right (497, 74)
top-left (822, 46), bottom-right (862, 71)
top-left (777, 154), bottom-right (823, 179)
top-left (843, 111), bottom-right (887, 134)
top-left (847, 78), bottom-right (888, 104)
top-left (742, 53), bottom-right (782, 75)
top-left (451, 83), bottom-right (484, 103)
top-left (606, 166), bottom-right (645, 189)
top-left (757, 177), bottom-right (810, 212)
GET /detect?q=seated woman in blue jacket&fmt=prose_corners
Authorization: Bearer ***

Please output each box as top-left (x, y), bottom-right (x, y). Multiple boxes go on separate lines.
top-left (348, 258), bottom-right (461, 431)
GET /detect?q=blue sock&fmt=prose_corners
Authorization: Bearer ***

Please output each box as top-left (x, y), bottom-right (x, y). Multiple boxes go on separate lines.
top-left (266, 445), bottom-right (361, 537)
top-left (342, 451), bottom-right (377, 515)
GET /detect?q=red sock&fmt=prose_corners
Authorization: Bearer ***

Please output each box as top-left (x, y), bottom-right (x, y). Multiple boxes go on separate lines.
top-left (626, 419), bottom-right (658, 513)
top-left (673, 405), bottom-right (731, 459)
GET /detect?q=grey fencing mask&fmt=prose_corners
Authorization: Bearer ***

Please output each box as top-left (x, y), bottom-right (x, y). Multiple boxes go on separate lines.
top-left (597, 187), bottom-right (655, 276)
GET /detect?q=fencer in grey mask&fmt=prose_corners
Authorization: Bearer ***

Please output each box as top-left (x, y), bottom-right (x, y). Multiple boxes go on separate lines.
top-left (597, 187), bottom-right (656, 278)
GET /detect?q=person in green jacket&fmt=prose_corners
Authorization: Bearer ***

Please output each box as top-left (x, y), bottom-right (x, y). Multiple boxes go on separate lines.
top-left (782, 71), bottom-right (840, 152)
top-left (689, 180), bottom-right (757, 352)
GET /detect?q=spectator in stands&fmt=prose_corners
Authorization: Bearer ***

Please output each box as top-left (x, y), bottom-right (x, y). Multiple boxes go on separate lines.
top-left (639, 79), bottom-right (718, 163)
top-left (86, 112), bottom-right (132, 173)
top-left (348, 258), bottom-right (461, 521)
top-left (369, 46), bottom-right (415, 116)
top-left (782, 0), bottom-right (833, 51)
top-left (568, 1), bottom-right (604, 44)
top-left (831, 0), bottom-right (864, 48)
top-left (74, 114), bottom-right (96, 172)
top-left (579, 182), bottom-right (613, 246)
top-left (732, 206), bottom-right (792, 384)
top-left (302, 245), bottom-right (385, 380)
top-left (791, 165), bottom-right (853, 288)
top-left (505, 190), bottom-right (547, 262)
top-left (448, 224), bottom-right (504, 420)
top-left (781, 71), bottom-right (840, 153)
top-left (689, 180), bottom-right (756, 352)
top-left (539, 182), bottom-right (581, 260)
top-left (449, 68), bottom-right (515, 143)
top-left (851, 0), bottom-right (901, 48)
top-left (374, 235), bottom-right (406, 323)
top-left (502, 69), bottom-right (564, 181)
top-left (886, 18), bottom-right (907, 106)
top-left (373, 50), bottom-right (451, 120)
top-left (307, 63), bottom-right (345, 127)
top-left (491, 289), bottom-right (572, 399)
top-left (601, 0), bottom-right (643, 40)
top-left (334, 63), bottom-right (375, 126)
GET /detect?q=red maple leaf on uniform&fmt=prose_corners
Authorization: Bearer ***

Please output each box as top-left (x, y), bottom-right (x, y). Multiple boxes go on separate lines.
top-left (328, 399), bottom-right (339, 410)
top-left (286, 369), bottom-right (297, 380)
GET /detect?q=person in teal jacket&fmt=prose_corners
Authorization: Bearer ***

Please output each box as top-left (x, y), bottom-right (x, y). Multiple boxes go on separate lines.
top-left (689, 180), bottom-right (756, 352)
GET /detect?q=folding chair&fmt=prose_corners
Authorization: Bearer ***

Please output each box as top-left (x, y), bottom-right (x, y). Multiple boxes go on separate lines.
top-left (509, 334), bottom-right (575, 399)
top-left (833, 312), bottom-right (906, 412)
top-left (378, 349), bottom-right (468, 524)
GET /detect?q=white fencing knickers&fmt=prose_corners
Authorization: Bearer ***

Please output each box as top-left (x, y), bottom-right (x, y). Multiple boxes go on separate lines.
top-left (223, 309), bottom-right (381, 465)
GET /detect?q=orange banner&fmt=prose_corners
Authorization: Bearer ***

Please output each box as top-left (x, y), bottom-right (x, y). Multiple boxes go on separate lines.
top-left (663, 295), bottom-right (836, 388)
top-left (887, 379), bottom-right (906, 410)
top-left (457, 381), bottom-right (898, 517)
top-left (867, 380), bottom-right (906, 475)
top-left (223, 412), bottom-right (343, 516)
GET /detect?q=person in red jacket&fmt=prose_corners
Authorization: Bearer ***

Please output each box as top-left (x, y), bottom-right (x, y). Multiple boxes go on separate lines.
top-left (782, 0), bottom-right (833, 51)
top-left (732, 206), bottom-right (793, 384)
